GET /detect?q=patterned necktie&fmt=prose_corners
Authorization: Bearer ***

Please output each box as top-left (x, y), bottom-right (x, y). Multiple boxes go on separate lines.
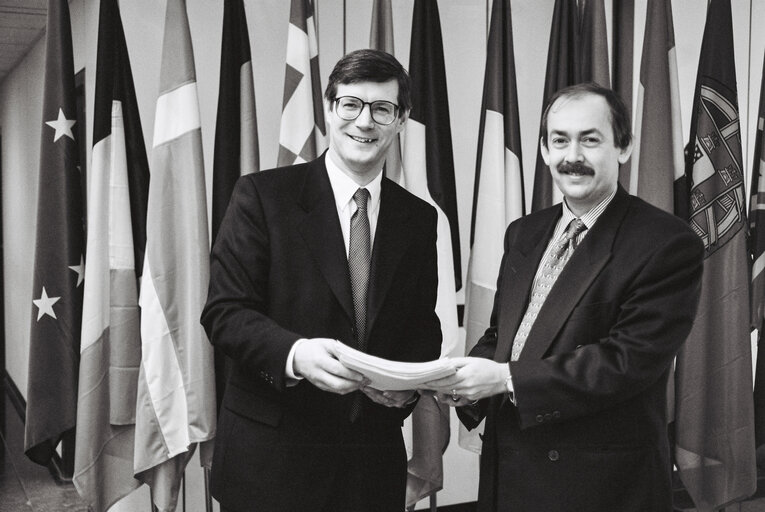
top-left (349, 189), bottom-right (370, 422)
top-left (510, 218), bottom-right (587, 361)
top-left (349, 188), bottom-right (371, 350)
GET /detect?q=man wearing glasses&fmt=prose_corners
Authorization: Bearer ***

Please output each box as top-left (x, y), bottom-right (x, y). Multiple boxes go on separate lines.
top-left (202, 49), bottom-right (442, 512)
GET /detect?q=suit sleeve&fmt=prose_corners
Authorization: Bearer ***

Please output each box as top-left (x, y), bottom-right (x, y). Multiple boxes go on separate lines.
top-left (509, 228), bottom-right (704, 430)
top-left (201, 176), bottom-right (300, 392)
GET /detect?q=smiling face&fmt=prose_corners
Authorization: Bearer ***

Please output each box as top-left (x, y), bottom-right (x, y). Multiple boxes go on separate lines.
top-left (541, 93), bottom-right (632, 217)
top-left (326, 79), bottom-right (407, 185)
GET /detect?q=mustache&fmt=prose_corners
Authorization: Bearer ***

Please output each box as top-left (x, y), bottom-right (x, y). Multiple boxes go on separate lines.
top-left (558, 162), bottom-right (595, 176)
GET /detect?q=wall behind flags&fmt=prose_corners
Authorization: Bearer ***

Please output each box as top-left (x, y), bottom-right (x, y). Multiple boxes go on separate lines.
top-left (0, 0), bottom-right (764, 510)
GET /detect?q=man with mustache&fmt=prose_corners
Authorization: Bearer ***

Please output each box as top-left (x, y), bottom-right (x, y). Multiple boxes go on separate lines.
top-left (427, 83), bottom-right (704, 511)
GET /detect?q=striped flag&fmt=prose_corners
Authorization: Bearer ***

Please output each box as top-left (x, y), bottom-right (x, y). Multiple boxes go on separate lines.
top-left (612, 0), bottom-right (634, 189)
top-left (630, 0), bottom-right (684, 427)
top-left (369, 0), bottom-right (402, 183)
top-left (25, 0), bottom-right (84, 468)
top-left (73, 0), bottom-right (147, 508)
top-left (460, 0), bottom-right (524, 455)
top-left (211, 0), bottom-right (259, 412)
top-left (530, 0), bottom-right (580, 212)
top-left (673, 0), bottom-right (756, 508)
top-left (750, 51), bottom-right (765, 457)
top-left (136, 0), bottom-right (216, 509)
top-left (213, 0), bottom-right (258, 243)
top-left (277, 0), bottom-right (326, 166)
top-left (631, 0), bottom-right (683, 213)
top-left (401, 0), bottom-right (458, 506)
top-left (578, 0), bottom-right (609, 87)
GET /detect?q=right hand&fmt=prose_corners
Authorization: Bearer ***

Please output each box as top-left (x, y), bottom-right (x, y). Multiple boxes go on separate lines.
top-left (293, 338), bottom-right (366, 394)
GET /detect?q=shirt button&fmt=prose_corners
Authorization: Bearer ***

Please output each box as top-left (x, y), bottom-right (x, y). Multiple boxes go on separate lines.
top-left (548, 450), bottom-right (560, 461)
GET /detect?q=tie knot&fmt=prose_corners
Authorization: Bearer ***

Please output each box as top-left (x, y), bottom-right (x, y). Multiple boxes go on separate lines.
top-left (353, 188), bottom-right (370, 212)
top-left (565, 218), bottom-right (586, 241)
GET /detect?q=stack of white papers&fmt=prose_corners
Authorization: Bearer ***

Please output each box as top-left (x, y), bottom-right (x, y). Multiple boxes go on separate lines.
top-left (335, 341), bottom-right (455, 391)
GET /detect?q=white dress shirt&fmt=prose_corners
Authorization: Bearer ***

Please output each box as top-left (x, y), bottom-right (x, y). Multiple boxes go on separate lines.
top-left (285, 155), bottom-right (383, 381)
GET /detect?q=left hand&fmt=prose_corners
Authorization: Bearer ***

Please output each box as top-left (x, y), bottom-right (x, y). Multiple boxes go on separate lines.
top-left (424, 357), bottom-right (509, 406)
top-left (361, 387), bottom-right (418, 408)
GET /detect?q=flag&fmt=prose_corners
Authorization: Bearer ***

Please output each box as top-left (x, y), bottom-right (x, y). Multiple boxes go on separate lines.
top-left (277, 0), bottom-right (326, 166)
top-left (369, 0), bottom-right (402, 183)
top-left (211, 0), bottom-right (259, 413)
top-left (578, 0), bottom-right (609, 87)
top-left (401, 0), bottom-right (459, 506)
top-left (612, 0), bottom-right (634, 189)
top-left (630, 0), bottom-right (684, 429)
top-left (72, 0), bottom-right (148, 508)
top-left (631, 0), bottom-right (683, 213)
top-left (673, 0), bottom-right (756, 508)
top-left (25, 0), bottom-right (84, 467)
top-left (136, 1), bottom-right (216, 510)
top-left (460, 0), bottom-right (524, 455)
top-left (750, 50), bottom-right (765, 461)
top-left (530, 0), bottom-right (580, 212)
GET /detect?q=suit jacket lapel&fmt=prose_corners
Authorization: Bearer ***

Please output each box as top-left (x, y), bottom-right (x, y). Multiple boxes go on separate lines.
top-left (297, 156), bottom-right (355, 324)
top-left (518, 187), bottom-right (630, 362)
top-left (366, 179), bottom-right (411, 340)
top-left (494, 207), bottom-right (560, 363)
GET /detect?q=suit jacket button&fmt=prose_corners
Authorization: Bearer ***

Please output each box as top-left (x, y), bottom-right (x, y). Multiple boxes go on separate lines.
top-left (548, 450), bottom-right (560, 461)
top-left (544, 413), bottom-right (552, 422)
top-left (536, 414), bottom-right (544, 423)
top-left (552, 411), bottom-right (561, 419)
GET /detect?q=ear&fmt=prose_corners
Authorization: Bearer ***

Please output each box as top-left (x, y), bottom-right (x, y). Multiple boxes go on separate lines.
top-left (395, 109), bottom-right (409, 134)
top-left (540, 137), bottom-right (551, 166)
top-left (617, 139), bottom-right (634, 164)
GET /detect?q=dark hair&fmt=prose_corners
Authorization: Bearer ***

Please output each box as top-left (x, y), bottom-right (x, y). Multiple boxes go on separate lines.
top-left (539, 82), bottom-right (632, 150)
top-left (324, 49), bottom-right (412, 115)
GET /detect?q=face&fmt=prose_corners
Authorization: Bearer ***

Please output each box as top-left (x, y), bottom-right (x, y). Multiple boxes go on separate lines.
top-left (326, 79), bottom-right (407, 184)
top-left (541, 94), bottom-right (632, 216)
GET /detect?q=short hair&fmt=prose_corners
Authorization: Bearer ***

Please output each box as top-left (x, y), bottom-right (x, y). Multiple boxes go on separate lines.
top-left (324, 49), bottom-right (412, 115)
top-left (539, 82), bottom-right (632, 150)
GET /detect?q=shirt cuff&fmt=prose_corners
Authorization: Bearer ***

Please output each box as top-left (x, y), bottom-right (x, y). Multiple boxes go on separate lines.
top-left (285, 338), bottom-right (308, 386)
top-left (504, 364), bottom-right (516, 404)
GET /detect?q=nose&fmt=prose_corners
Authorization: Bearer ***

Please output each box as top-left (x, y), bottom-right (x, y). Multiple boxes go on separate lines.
top-left (354, 103), bottom-right (375, 129)
top-left (565, 141), bottom-right (584, 162)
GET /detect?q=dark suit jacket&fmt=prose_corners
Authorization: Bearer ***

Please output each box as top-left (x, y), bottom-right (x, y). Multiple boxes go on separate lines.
top-left (459, 187), bottom-right (704, 512)
top-left (201, 155), bottom-right (442, 512)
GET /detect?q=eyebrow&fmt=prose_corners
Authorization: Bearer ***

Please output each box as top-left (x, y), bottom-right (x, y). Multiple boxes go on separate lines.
top-left (550, 128), bottom-right (604, 138)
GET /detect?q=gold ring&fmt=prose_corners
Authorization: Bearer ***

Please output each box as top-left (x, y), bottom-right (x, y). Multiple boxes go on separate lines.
top-left (451, 389), bottom-right (459, 401)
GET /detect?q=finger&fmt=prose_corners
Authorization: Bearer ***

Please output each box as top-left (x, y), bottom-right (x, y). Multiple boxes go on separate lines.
top-left (323, 358), bottom-right (366, 382)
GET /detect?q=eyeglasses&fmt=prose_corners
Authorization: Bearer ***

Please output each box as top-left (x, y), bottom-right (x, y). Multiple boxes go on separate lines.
top-left (333, 96), bottom-right (400, 125)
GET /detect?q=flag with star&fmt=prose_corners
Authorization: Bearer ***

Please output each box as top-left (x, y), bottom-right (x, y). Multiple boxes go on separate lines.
top-left (460, 0), bottom-right (525, 455)
top-left (673, 0), bottom-right (756, 508)
top-left (400, 0), bottom-right (458, 506)
top-left (72, 0), bottom-right (148, 509)
top-left (136, 1), bottom-right (216, 510)
top-left (277, 0), bottom-right (326, 166)
top-left (530, 0), bottom-right (580, 212)
top-left (752, 50), bottom-right (765, 463)
top-left (25, 0), bottom-right (85, 467)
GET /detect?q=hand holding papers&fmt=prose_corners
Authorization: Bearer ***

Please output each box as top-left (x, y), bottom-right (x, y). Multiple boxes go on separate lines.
top-left (335, 341), bottom-right (456, 391)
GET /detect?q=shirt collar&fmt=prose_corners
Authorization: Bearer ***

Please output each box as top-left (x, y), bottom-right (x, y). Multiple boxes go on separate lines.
top-left (325, 152), bottom-right (383, 213)
top-left (561, 187), bottom-right (617, 230)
